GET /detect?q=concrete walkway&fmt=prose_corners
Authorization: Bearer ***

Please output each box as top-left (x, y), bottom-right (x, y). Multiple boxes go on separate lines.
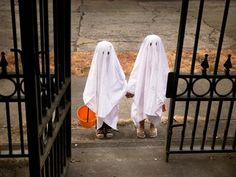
top-left (69, 76), bottom-right (236, 177)
top-left (1, 74), bottom-right (236, 177)
top-left (68, 143), bottom-right (236, 177)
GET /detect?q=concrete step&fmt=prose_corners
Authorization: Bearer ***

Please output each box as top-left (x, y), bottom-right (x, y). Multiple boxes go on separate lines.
top-left (68, 143), bottom-right (236, 177)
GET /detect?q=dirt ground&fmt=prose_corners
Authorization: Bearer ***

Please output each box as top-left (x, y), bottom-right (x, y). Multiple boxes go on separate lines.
top-left (3, 49), bottom-right (236, 76)
top-left (72, 49), bottom-right (236, 76)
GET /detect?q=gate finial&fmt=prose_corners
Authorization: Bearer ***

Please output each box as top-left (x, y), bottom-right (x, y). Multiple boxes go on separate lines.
top-left (201, 54), bottom-right (209, 75)
top-left (223, 54), bottom-right (232, 75)
top-left (0, 52), bottom-right (8, 75)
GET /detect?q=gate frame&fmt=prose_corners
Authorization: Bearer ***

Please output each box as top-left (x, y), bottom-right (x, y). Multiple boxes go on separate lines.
top-left (166, 0), bottom-right (236, 162)
top-left (18, 0), bottom-right (71, 176)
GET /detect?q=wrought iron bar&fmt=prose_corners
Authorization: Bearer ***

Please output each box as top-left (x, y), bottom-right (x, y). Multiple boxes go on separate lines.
top-left (221, 57), bottom-right (235, 149)
top-left (39, 0), bottom-right (46, 87)
top-left (190, 101), bottom-right (200, 150)
top-left (53, 0), bottom-right (59, 94)
top-left (45, 156), bottom-right (50, 177)
top-left (63, 121), bottom-right (66, 166)
top-left (191, 0), bottom-right (204, 74)
top-left (180, 102), bottom-right (189, 150)
top-left (201, 101), bottom-right (211, 149)
top-left (65, 0), bottom-right (71, 78)
top-left (169, 149), bottom-right (236, 154)
top-left (6, 101), bottom-right (12, 154)
top-left (233, 130), bottom-right (236, 149)
top-left (50, 147), bottom-right (55, 177)
top-left (214, 0), bottom-right (230, 74)
top-left (176, 97), bottom-right (235, 101)
top-left (211, 100), bottom-right (223, 149)
top-left (166, 0), bottom-right (189, 162)
top-left (58, 0), bottom-right (66, 86)
top-left (222, 101), bottom-right (234, 149)
top-left (44, 0), bottom-right (52, 108)
top-left (56, 136), bottom-right (59, 177)
top-left (18, 0), bottom-right (41, 175)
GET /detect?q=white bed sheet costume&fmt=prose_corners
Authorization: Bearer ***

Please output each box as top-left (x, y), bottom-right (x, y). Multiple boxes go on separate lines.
top-left (127, 35), bottom-right (169, 127)
top-left (83, 41), bottom-right (127, 130)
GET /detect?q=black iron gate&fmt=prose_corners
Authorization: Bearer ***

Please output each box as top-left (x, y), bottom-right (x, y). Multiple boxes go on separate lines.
top-left (0, 0), bottom-right (71, 176)
top-left (20, 0), bottom-right (71, 176)
top-left (166, 0), bottom-right (235, 161)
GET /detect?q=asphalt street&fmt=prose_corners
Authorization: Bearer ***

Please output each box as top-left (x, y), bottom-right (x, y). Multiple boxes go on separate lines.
top-left (0, 0), bottom-right (236, 52)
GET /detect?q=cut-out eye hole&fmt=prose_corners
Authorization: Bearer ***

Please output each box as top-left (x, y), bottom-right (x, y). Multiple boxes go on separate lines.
top-left (102, 51), bottom-right (104, 54)
top-left (150, 43), bottom-right (152, 46)
top-left (156, 42), bottom-right (157, 46)
top-left (107, 51), bottom-right (110, 55)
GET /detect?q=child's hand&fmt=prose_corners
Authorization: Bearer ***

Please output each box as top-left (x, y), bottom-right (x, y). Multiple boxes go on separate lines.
top-left (125, 92), bottom-right (134, 98)
top-left (162, 104), bottom-right (166, 112)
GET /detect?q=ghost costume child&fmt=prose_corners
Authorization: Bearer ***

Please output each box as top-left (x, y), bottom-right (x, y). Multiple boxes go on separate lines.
top-left (127, 35), bottom-right (169, 137)
top-left (83, 41), bottom-right (127, 138)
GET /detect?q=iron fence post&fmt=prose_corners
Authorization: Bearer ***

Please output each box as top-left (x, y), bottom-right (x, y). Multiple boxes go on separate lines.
top-left (18, 0), bottom-right (41, 176)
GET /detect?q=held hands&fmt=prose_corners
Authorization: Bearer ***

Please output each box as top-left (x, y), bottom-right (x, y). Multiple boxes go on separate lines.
top-left (125, 92), bottom-right (134, 98)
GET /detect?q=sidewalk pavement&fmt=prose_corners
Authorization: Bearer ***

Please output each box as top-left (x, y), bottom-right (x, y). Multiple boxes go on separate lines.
top-left (1, 75), bottom-right (235, 177)
top-left (68, 135), bottom-right (236, 177)
top-left (69, 76), bottom-right (236, 177)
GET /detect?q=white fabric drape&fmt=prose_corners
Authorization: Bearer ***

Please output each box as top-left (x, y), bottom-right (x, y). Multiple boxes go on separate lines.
top-left (127, 35), bottom-right (169, 127)
top-left (83, 41), bottom-right (127, 129)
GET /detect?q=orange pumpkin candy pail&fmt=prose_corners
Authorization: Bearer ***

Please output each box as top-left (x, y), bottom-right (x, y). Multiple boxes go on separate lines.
top-left (77, 105), bottom-right (96, 128)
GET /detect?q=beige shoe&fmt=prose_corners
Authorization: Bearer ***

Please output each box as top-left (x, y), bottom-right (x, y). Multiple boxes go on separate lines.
top-left (137, 127), bottom-right (145, 138)
top-left (96, 129), bottom-right (104, 139)
top-left (149, 123), bottom-right (157, 138)
top-left (106, 128), bottom-right (113, 138)
top-left (137, 120), bottom-right (145, 138)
